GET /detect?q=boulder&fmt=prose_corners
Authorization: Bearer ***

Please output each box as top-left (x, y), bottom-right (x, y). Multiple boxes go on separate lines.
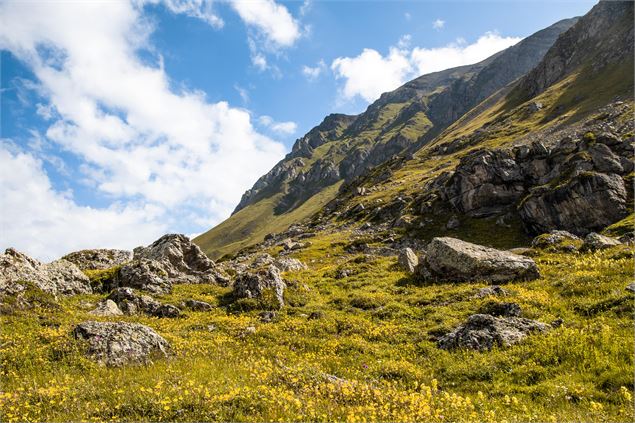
top-left (437, 314), bottom-right (549, 351)
top-left (89, 299), bottom-right (123, 316)
top-left (274, 257), bottom-right (307, 272)
top-left (134, 234), bottom-right (228, 285)
top-left (626, 283), bottom-right (635, 293)
top-left (0, 248), bottom-right (91, 296)
top-left (473, 285), bottom-right (509, 298)
top-left (233, 266), bottom-right (286, 307)
top-left (446, 216), bottom-right (461, 230)
top-left (183, 299), bottom-right (213, 312)
top-left (73, 321), bottom-right (171, 367)
top-left (519, 172), bottom-right (629, 235)
top-left (397, 248), bottom-right (418, 273)
top-left (581, 232), bottom-right (621, 251)
top-left (62, 249), bottom-right (132, 271)
top-left (478, 301), bottom-right (521, 317)
top-left (531, 230), bottom-right (581, 249)
top-left (107, 287), bottom-right (180, 318)
top-left (116, 259), bottom-right (172, 294)
top-left (416, 237), bottom-right (540, 283)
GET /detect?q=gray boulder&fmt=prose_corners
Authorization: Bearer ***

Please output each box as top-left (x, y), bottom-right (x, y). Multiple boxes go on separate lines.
top-left (416, 237), bottom-right (540, 283)
top-left (62, 249), bottom-right (132, 271)
top-left (183, 299), bottom-right (213, 312)
top-left (473, 285), bottom-right (509, 298)
top-left (581, 232), bottom-right (621, 251)
top-left (233, 266), bottom-right (286, 307)
top-left (73, 321), bottom-right (171, 367)
top-left (274, 257), bottom-right (308, 272)
top-left (531, 230), bottom-right (581, 249)
top-left (519, 172), bottom-right (628, 236)
top-left (116, 259), bottom-right (171, 294)
top-left (89, 299), bottom-right (123, 316)
top-left (107, 287), bottom-right (180, 318)
top-left (438, 314), bottom-right (549, 351)
top-left (0, 248), bottom-right (91, 296)
top-left (397, 248), bottom-right (419, 273)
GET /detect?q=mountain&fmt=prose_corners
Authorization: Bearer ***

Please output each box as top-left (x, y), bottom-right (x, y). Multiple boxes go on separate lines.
top-left (195, 17), bottom-right (579, 259)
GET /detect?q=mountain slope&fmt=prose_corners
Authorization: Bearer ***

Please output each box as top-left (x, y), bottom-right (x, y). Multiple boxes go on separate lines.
top-left (195, 17), bottom-right (578, 259)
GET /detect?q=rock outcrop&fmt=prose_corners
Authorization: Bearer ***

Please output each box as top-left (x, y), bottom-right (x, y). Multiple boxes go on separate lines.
top-left (438, 314), bottom-right (549, 351)
top-left (107, 287), bottom-right (180, 318)
top-left (233, 266), bottom-right (286, 307)
top-left (416, 237), bottom-right (540, 283)
top-left (116, 259), bottom-right (172, 294)
top-left (73, 321), bottom-right (171, 367)
top-left (0, 248), bottom-right (91, 296)
top-left (62, 249), bottom-right (132, 271)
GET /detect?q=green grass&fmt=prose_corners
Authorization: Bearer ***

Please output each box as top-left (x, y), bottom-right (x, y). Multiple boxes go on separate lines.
top-left (1, 232), bottom-right (633, 422)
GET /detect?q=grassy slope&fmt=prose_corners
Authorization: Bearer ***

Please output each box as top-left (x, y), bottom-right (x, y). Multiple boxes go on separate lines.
top-left (1, 235), bottom-right (633, 422)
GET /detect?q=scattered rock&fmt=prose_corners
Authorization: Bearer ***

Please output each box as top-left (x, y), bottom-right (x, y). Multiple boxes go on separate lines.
top-left (550, 318), bottom-right (564, 328)
top-left (107, 287), bottom-right (180, 318)
top-left (473, 285), bottom-right (509, 298)
top-left (62, 249), bottom-right (132, 271)
top-left (73, 321), bottom-right (171, 367)
top-left (244, 326), bottom-right (257, 335)
top-left (116, 259), bottom-right (172, 294)
top-left (0, 248), bottom-right (91, 296)
top-left (531, 230), bottom-right (581, 250)
top-left (259, 310), bottom-right (277, 323)
top-left (626, 283), bottom-right (635, 293)
top-left (437, 314), bottom-right (549, 351)
top-left (397, 248), bottom-right (419, 273)
top-left (479, 301), bottom-right (521, 317)
top-left (416, 237), bottom-right (540, 283)
top-left (89, 299), bottom-right (123, 317)
top-left (274, 257), bottom-right (308, 272)
top-left (233, 266), bottom-right (286, 307)
top-left (183, 299), bottom-right (212, 312)
top-left (446, 216), bottom-right (461, 230)
top-left (581, 232), bottom-right (621, 251)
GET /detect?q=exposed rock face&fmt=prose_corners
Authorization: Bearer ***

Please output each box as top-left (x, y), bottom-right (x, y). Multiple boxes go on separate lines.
top-left (437, 314), bottom-right (549, 351)
top-left (416, 237), bottom-right (540, 283)
top-left (89, 299), bottom-right (123, 317)
top-left (134, 234), bottom-right (224, 284)
top-left (581, 232), bottom-right (621, 251)
top-left (107, 287), bottom-right (180, 318)
top-left (73, 321), bottom-right (171, 367)
top-left (397, 248), bottom-right (418, 273)
top-left (233, 266), bottom-right (286, 307)
top-left (116, 259), bottom-right (171, 294)
top-left (519, 172), bottom-right (628, 235)
top-left (62, 249), bottom-right (132, 271)
top-left (0, 248), bottom-right (91, 296)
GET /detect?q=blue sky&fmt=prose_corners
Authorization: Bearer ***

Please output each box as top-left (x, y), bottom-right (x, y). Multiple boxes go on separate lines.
top-left (0, 0), bottom-right (596, 260)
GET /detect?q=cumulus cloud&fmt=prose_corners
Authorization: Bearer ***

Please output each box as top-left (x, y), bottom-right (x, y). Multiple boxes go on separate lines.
top-left (158, 0), bottom-right (224, 28)
top-left (432, 19), bottom-right (445, 30)
top-left (258, 116), bottom-right (297, 135)
top-left (302, 59), bottom-right (326, 81)
top-left (0, 0), bottom-right (287, 259)
top-left (229, 0), bottom-right (302, 48)
top-left (331, 32), bottom-right (522, 104)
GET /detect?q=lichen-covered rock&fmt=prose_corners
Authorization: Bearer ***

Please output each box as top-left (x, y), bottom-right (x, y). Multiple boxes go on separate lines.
top-left (134, 234), bottom-right (228, 285)
top-left (416, 237), bottom-right (540, 283)
top-left (89, 299), bottom-right (123, 316)
top-left (397, 248), bottom-right (418, 273)
top-left (62, 249), bottom-right (132, 271)
top-left (519, 172), bottom-right (628, 236)
top-left (183, 299), bottom-right (213, 312)
top-left (531, 230), bottom-right (581, 251)
top-left (73, 321), bottom-right (171, 367)
top-left (437, 314), bottom-right (549, 351)
top-left (107, 287), bottom-right (180, 318)
top-left (0, 248), bottom-right (91, 296)
top-left (274, 257), bottom-right (307, 272)
top-left (581, 232), bottom-right (621, 251)
top-left (233, 266), bottom-right (286, 307)
top-left (473, 285), bottom-right (509, 298)
top-left (116, 259), bottom-right (171, 294)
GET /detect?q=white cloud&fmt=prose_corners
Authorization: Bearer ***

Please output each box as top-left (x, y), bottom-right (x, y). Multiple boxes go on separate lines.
top-left (0, 144), bottom-right (167, 261)
top-left (404, 12), bottom-right (411, 21)
top-left (229, 0), bottom-right (301, 48)
top-left (331, 47), bottom-right (412, 103)
top-left (258, 115), bottom-right (297, 135)
top-left (432, 19), bottom-right (445, 30)
top-left (158, 0), bottom-right (224, 28)
top-left (0, 0), bottom-right (287, 259)
top-left (302, 59), bottom-right (326, 81)
top-left (331, 32), bottom-right (522, 103)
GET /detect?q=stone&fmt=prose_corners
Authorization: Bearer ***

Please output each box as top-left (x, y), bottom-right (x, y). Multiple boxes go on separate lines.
top-left (62, 249), bottom-right (132, 271)
top-left (588, 143), bottom-right (623, 173)
top-left (244, 326), bottom-right (257, 335)
top-left (0, 248), bottom-right (91, 296)
top-left (73, 321), bottom-right (171, 367)
top-left (259, 310), bottom-right (277, 323)
top-left (233, 266), bottom-right (286, 307)
top-left (274, 257), bottom-right (308, 272)
top-left (531, 230), bottom-right (581, 249)
top-left (107, 287), bottom-right (180, 318)
top-left (479, 301), bottom-right (522, 317)
top-left (416, 237), bottom-right (540, 283)
top-left (473, 285), bottom-right (509, 298)
top-left (397, 248), bottom-right (419, 273)
top-left (89, 299), bottom-right (123, 316)
top-left (519, 172), bottom-right (628, 236)
top-left (626, 283), bottom-right (635, 293)
top-left (183, 299), bottom-right (213, 312)
top-left (581, 232), bottom-right (621, 251)
top-left (446, 216), bottom-right (461, 230)
top-left (437, 314), bottom-right (549, 351)
top-left (116, 259), bottom-right (172, 294)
